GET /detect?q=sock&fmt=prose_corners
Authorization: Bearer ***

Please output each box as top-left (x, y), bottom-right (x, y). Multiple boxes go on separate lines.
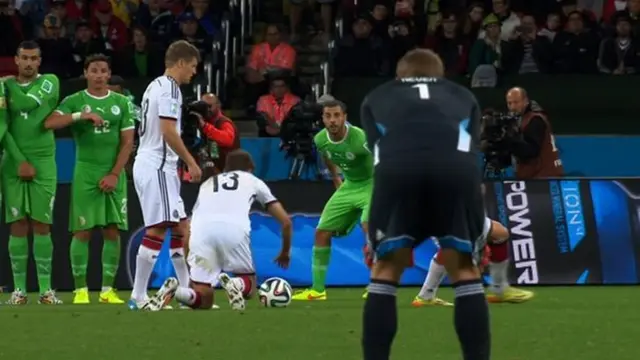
top-left (131, 234), bottom-right (162, 301)
top-left (70, 237), bottom-right (89, 289)
top-left (311, 246), bottom-right (331, 292)
top-left (33, 234), bottom-right (53, 292)
top-left (233, 275), bottom-right (254, 298)
top-left (453, 279), bottom-right (491, 360)
top-left (175, 286), bottom-right (202, 308)
top-left (418, 253), bottom-right (447, 300)
top-left (102, 237), bottom-right (121, 290)
top-left (488, 242), bottom-right (510, 295)
top-left (8, 236), bottom-right (28, 292)
top-left (169, 234), bottom-right (189, 286)
top-left (363, 279), bottom-right (398, 360)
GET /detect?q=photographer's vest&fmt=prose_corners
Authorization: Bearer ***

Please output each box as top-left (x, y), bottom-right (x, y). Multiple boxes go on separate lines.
top-left (247, 42), bottom-right (296, 71)
top-left (257, 93), bottom-right (300, 136)
top-left (516, 112), bottom-right (564, 179)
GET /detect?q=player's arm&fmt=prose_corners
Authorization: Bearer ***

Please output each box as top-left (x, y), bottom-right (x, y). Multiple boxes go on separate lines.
top-left (0, 81), bottom-right (6, 143)
top-left (158, 91), bottom-right (197, 166)
top-left (111, 100), bottom-right (136, 176)
top-left (44, 94), bottom-right (81, 129)
top-left (359, 96), bottom-right (382, 154)
top-left (5, 74), bottom-right (59, 113)
top-left (322, 157), bottom-right (342, 189)
top-left (1, 132), bottom-right (27, 162)
top-left (257, 180), bottom-right (292, 262)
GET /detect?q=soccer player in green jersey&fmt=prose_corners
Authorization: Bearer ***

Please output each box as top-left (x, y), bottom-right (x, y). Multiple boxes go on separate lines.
top-left (292, 99), bottom-right (374, 301)
top-left (0, 80), bottom-right (7, 206)
top-left (44, 54), bottom-right (135, 304)
top-left (1, 41), bottom-right (61, 305)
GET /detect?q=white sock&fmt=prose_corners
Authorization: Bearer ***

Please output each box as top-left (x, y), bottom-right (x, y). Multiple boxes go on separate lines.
top-left (170, 248), bottom-right (190, 287)
top-left (175, 286), bottom-right (197, 305)
top-left (489, 260), bottom-right (510, 295)
top-left (231, 277), bottom-right (245, 292)
top-left (418, 256), bottom-right (446, 300)
top-left (131, 245), bottom-right (160, 301)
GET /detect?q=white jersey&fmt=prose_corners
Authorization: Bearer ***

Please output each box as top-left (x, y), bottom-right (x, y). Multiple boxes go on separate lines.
top-left (135, 75), bottom-right (183, 172)
top-left (191, 171), bottom-right (277, 232)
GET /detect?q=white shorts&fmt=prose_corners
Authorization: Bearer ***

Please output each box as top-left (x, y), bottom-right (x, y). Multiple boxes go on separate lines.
top-left (133, 161), bottom-right (186, 226)
top-left (188, 219), bottom-right (255, 286)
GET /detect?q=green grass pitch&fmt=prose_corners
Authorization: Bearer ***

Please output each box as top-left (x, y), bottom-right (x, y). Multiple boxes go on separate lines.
top-left (0, 287), bottom-right (637, 360)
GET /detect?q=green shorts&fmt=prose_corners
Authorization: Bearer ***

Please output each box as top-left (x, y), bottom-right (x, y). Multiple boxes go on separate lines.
top-left (317, 179), bottom-right (372, 236)
top-left (69, 167), bottom-right (128, 232)
top-left (1, 157), bottom-right (57, 224)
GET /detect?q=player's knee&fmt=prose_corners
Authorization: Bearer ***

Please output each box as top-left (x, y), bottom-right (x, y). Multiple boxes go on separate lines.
top-left (31, 221), bottom-right (50, 235)
top-left (102, 226), bottom-right (120, 241)
top-left (439, 248), bottom-right (480, 283)
top-left (314, 229), bottom-right (332, 247)
top-left (9, 219), bottom-right (29, 237)
top-left (370, 248), bottom-right (412, 283)
top-left (146, 225), bottom-right (169, 238)
top-left (488, 220), bottom-right (509, 244)
top-left (73, 230), bottom-right (92, 241)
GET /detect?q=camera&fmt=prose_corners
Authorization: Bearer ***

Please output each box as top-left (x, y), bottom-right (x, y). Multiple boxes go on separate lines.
top-left (481, 110), bottom-right (520, 173)
top-left (279, 100), bottom-right (323, 158)
top-left (181, 100), bottom-right (212, 152)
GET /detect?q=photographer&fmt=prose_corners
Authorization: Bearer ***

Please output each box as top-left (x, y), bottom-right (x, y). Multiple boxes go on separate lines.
top-left (256, 77), bottom-right (300, 137)
top-left (199, 93), bottom-right (240, 173)
top-left (505, 87), bottom-right (563, 179)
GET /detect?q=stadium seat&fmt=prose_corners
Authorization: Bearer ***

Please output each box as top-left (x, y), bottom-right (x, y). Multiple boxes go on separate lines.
top-left (0, 57), bottom-right (18, 77)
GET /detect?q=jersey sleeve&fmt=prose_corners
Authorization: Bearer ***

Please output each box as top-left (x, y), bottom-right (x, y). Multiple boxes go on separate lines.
top-left (255, 178), bottom-right (277, 207)
top-left (5, 74), bottom-right (60, 112)
top-left (469, 95), bottom-right (482, 148)
top-left (120, 97), bottom-right (136, 131)
top-left (55, 94), bottom-right (78, 114)
top-left (352, 126), bottom-right (371, 153)
top-left (157, 86), bottom-right (181, 121)
top-left (359, 95), bottom-right (381, 152)
top-left (0, 81), bottom-right (7, 142)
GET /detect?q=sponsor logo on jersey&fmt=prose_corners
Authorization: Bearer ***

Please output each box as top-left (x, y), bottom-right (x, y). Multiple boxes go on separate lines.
top-left (83, 105), bottom-right (91, 113)
top-left (10, 207), bottom-right (18, 218)
top-left (504, 181), bottom-right (539, 284)
top-left (111, 105), bottom-right (120, 115)
top-left (79, 216), bottom-right (86, 227)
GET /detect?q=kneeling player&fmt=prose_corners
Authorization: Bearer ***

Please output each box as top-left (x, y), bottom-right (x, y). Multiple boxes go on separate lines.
top-left (361, 49), bottom-right (490, 360)
top-left (143, 150), bottom-right (292, 311)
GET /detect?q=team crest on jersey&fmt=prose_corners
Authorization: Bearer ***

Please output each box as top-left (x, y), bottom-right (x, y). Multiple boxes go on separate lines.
top-left (111, 105), bottom-right (121, 115)
top-left (346, 152), bottom-right (355, 160)
top-left (83, 105), bottom-right (91, 113)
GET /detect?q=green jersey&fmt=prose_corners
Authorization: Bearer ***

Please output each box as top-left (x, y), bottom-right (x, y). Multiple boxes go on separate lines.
top-left (56, 90), bottom-right (135, 171)
top-left (5, 74), bottom-right (59, 159)
top-left (0, 80), bottom-right (7, 144)
top-left (314, 125), bottom-right (374, 182)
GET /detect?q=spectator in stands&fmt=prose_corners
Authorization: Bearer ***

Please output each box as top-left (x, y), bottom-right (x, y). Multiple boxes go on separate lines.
top-left (425, 12), bottom-right (468, 76)
top-left (387, 19), bottom-right (417, 67)
top-left (0, 0), bottom-right (29, 56)
top-left (598, 16), bottom-right (640, 74)
top-left (70, 20), bottom-right (105, 77)
top-left (501, 14), bottom-right (553, 74)
top-left (175, 12), bottom-right (211, 58)
top-left (611, 0), bottom-right (640, 37)
top-left (134, 0), bottom-right (175, 46)
top-left (64, 0), bottom-right (90, 22)
top-left (370, 2), bottom-right (391, 39)
top-left (461, 2), bottom-right (485, 42)
top-left (95, 0), bottom-right (138, 27)
top-left (114, 25), bottom-right (164, 78)
top-left (538, 13), bottom-right (561, 42)
top-left (256, 77), bottom-right (300, 137)
top-left (334, 14), bottom-right (387, 76)
top-left (245, 24), bottom-right (296, 106)
top-left (38, 13), bottom-right (73, 78)
top-left (186, 0), bottom-right (219, 37)
top-left (468, 14), bottom-right (505, 75)
top-left (552, 11), bottom-right (600, 74)
top-left (289, 0), bottom-right (334, 43)
top-left (91, 0), bottom-right (128, 53)
top-left (48, 0), bottom-right (73, 38)
top-left (485, 0), bottom-right (520, 41)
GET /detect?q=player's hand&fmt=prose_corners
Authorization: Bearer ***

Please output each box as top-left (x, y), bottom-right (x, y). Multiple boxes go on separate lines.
top-left (274, 251), bottom-right (290, 269)
top-left (187, 162), bottom-right (202, 183)
top-left (99, 173), bottom-right (118, 192)
top-left (81, 112), bottom-right (104, 127)
top-left (18, 162), bottom-right (36, 181)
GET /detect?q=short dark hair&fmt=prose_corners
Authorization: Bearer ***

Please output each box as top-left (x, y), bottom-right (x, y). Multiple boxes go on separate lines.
top-left (224, 150), bottom-right (255, 172)
top-left (84, 53), bottom-right (111, 70)
top-left (109, 75), bottom-right (125, 86)
top-left (322, 100), bottom-right (347, 113)
top-left (17, 41), bottom-right (40, 54)
top-left (165, 40), bottom-right (201, 67)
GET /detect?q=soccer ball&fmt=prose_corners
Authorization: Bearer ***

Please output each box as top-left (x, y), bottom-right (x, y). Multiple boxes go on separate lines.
top-left (258, 277), bottom-right (293, 308)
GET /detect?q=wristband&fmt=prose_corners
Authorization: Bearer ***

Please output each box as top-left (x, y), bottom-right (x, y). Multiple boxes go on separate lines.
top-left (71, 112), bottom-right (81, 121)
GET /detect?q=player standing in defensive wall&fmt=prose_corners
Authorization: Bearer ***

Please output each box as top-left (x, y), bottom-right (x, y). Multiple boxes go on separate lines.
top-left (45, 54), bottom-right (135, 304)
top-left (1, 41), bottom-right (61, 305)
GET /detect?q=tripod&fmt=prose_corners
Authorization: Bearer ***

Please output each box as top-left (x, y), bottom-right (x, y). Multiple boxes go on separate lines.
top-left (289, 152), bottom-right (322, 180)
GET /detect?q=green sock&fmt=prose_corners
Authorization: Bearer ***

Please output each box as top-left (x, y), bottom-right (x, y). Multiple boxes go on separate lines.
top-left (102, 237), bottom-right (120, 289)
top-left (8, 236), bottom-right (28, 292)
top-left (33, 234), bottom-right (53, 293)
top-left (70, 237), bottom-right (89, 289)
top-left (311, 246), bottom-right (331, 292)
